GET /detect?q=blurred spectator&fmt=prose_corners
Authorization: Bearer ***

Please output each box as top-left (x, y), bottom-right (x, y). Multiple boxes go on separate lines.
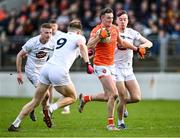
top-left (0, 0), bottom-right (179, 65)
top-left (148, 24), bottom-right (160, 55)
top-left (0, 7), bottom-right (7, 21)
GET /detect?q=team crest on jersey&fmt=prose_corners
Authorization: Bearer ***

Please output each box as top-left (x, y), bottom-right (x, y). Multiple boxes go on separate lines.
top-left (36, 51), bottom-right (47, 58)
top-left (102, 69), bottom-right (106, 73)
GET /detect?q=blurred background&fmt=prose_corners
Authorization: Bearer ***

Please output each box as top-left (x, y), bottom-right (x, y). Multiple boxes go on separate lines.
top-left (0, 0), bottom-right (179, 99)
top-left (0, 0), bottom-right (179, 72)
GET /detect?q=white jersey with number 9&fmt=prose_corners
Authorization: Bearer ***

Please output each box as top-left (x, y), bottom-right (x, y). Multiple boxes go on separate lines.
top-left (48, 32), bottom-right (86, 71)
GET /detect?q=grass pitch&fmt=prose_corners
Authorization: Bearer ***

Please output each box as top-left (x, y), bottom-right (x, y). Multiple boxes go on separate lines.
top-left (0, 98), bottom-right (180, 137)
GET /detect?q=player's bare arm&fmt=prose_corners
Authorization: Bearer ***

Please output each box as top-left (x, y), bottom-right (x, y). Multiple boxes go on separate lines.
top-left (77, 41), bottom-right (90, 63)
top-left (77, 40), bottom-right (94, 74)
top-left (139, 36), bottom-right (153, 48)
top-left (16, 50), bottom-right (27, 84)
top-left (87, 35), bottom-right (100, 49)
top-left (117, 34), bottom-right (137, 51)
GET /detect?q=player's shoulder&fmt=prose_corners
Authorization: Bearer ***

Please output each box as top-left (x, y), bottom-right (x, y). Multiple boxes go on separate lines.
top-left (54, 31), bottom-right (66, 37)
top-left (28, 35), bottom-right (40, 43)
top-left (92, 24), bottom-right (102, 31)
top-left (25, 35), bottom-right (40, 45)
top-left (30, 35), bottom-right (40, 40)
top-left (127, 27), bottom-right (135, 32)
top-left (77, 33), bottom-right (85, 39)
top-left (73, 33), bottom-right (86, 42)
top-left (56, 30), bottom-right (66, 35)
top-left (112, 24), bottom-right (118, 29)
top-left (77, 34), bottom-right (86, 42)
top-left (126, 28), bottom-right (139, 35)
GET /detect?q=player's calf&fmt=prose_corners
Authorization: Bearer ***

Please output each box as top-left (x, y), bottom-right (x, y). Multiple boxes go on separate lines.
top-left (78, 93), bottom-right (91, 113)
top-left (29, 110), bottom-right (36, 121)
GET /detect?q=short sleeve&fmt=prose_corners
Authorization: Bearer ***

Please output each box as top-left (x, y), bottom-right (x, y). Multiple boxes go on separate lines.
top-left (22, 38), bottom-right (34, 53)
top-left (77, 35), bottom-right (86, 46)
top-left (90, 26), bottom-right (100, 38)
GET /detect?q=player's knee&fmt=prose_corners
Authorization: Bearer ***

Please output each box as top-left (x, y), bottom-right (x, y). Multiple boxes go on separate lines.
top-left (108, 93), bottom-right (118, 101)
top-left (104, 95), bottom-right (109, 101)
top-left (72, 96), bottom-right (77, 103)
top-left (118, 93), bottom-right (126, 100)
top-left (114, 94), bottom-right (118, 101)
top-left (69, 94), bottom-right (77, 103)
top-left (132, 96), bottom-right (141, 103)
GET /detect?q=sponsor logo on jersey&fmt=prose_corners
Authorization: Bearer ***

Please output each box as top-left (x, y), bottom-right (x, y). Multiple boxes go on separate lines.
top-left (36, 51), bottom-right (47, 58)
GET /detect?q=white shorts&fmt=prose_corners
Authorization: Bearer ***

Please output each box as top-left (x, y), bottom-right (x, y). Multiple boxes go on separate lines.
top-left (94, 64), bottom-right (116, 80)
top-left (25, 68), bottom-right (40, 87)
top-left (115, 68), bottom-right (136, 82)
top-left (39, 63), bottom-right (72, 86)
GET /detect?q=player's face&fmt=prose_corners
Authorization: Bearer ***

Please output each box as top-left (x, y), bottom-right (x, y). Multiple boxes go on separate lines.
top-left (101, 13), bottom-right (114, 27)
top-left (41, 28), bottom-right (52, 42)
top-left (116, 14), bottom-right (128, 30)
top-left (51, 23), bottom-right (58, 35)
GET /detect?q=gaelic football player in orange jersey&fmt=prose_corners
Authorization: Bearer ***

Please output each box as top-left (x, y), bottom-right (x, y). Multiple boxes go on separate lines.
top-left (78, 7), bottom-right (147, 131)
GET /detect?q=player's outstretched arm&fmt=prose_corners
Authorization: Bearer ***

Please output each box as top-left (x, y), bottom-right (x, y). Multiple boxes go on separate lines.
top-left (137, 36), bottom-right (153, 59)
top-left (117, 35), bottom-right (150, 59)
top-left (117, 35), bottom-right (137, 51)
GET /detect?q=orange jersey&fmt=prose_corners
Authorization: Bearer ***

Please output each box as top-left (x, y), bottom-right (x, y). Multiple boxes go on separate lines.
top-left (90, 24), bottom-right (119, 66)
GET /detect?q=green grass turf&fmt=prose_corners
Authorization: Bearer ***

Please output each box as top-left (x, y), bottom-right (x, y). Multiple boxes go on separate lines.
top-left (0, 97), bottom-right (180, 137)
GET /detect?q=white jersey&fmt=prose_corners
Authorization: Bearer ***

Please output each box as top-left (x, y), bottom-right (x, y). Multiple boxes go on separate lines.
top-left (48, 32), bottom-right (86, 71)
top-left (22, 35), bottom-right (55, 73)
top-left (114, 28), bottom-right (142, 69)
top-left (54, 30), bottom-right (65, 38)
top-left (52, 30), bottom-right (80, 57)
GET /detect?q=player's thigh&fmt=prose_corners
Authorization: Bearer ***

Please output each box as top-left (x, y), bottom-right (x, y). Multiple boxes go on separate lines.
top-left (33, 83), bottom-right (50, 103)
top-left (125, 79), bottom-right (141, 99)
top-left (100, 75), bottom-right (117, 95)
top-left (54, 83), bottom-right (77, 100)
top-left (116, 81), bottom-right (127, 98)
top-left (95, 65), bottom-right (117, 95)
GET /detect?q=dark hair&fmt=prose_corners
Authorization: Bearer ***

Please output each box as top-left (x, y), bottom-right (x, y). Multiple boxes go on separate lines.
top-left (116, 10), bottom-right (128, 17)
top-left (41, 23), bottom-right (52, 29)
top-left (49, 19), bottom-right (57, 24)
top-left (68, 19), bottom-right (82, 30)
top-left (100, 7), bottom-right (113, 18)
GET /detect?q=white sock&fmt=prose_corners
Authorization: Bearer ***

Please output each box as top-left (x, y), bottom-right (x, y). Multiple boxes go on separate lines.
top-left (118, 119), bottom-right (124, 125)
top-left (49, 103), bottom-right (58, 113)
top-left (12, 117), bottom-right (21, 127)
top-left (64, 106), bottom-right (70, 111)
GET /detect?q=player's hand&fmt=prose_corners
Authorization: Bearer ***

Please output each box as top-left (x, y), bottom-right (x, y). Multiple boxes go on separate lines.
top-left (97, 28), bottom-right (111, 43)
top-left (17, 73), bottom-right (23, 84)
top-left (137, 47), bottom-right (151, 59)
top-left (86, 62), bottom-right (94, 74)
top-left (99, 28), bottom-right (110, 39)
